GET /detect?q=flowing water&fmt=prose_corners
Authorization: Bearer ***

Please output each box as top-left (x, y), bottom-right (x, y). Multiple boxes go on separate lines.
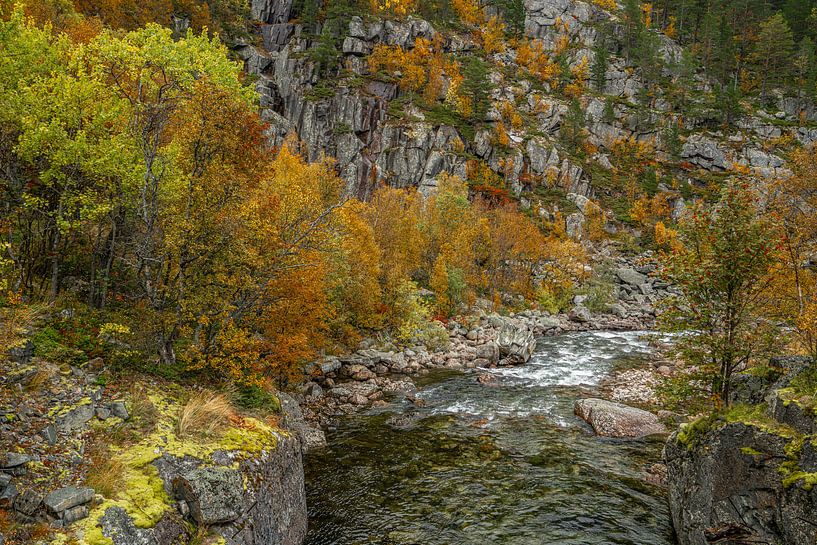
top-left (304, 330), bottom-right (676, 545)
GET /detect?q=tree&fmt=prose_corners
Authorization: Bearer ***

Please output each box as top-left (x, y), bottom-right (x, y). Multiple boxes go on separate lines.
top-left (768, 145), bottom-right (817, 359)
top-left (753, 13), bottom-right (795, 99)
top-left (658, 182), bottom-right (783, 406)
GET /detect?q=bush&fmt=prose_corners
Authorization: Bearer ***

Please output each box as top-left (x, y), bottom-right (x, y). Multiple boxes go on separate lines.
top-left (536, 286), bottom-right (572, 314)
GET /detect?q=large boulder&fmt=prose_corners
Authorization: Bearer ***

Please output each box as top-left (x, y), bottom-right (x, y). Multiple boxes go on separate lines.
top-left (665, 421), bottom-right (817, 545)
top-left (574, 398), bottom-right (666, 438)
top-left (173, 468), bottom-right (244, 525)
top-left (496, 321), bottom-right (537, 364)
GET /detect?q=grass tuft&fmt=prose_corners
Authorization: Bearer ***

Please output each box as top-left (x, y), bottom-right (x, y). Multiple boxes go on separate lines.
top-left (177, 390), bottom-right (236, 438)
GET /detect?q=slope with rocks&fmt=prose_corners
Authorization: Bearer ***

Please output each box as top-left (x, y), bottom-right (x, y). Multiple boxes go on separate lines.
top-left (236, 0), bottom-right (816, 238)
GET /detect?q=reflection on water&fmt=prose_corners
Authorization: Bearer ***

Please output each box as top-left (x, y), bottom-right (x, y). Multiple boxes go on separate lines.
top-left (304, 331), bottom-right (676, 545)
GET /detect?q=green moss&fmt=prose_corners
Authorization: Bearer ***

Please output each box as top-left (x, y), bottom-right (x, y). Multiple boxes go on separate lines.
top-left (676, 403), bottom-right (798, 449)
top-left (56, 388), bottom-right (285, 545)
top-left (49, 397), bottom-right (93, 417)
top-left (740, 446), bottom-right (763, 455)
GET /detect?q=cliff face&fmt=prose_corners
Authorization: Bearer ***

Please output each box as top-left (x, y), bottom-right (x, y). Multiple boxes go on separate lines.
top-left (664, 357), bottom-right (817, 545)
top-left (238, 0), bottom-right (817, 213)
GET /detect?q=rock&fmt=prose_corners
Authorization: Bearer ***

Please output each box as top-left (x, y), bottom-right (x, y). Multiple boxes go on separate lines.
top-left (95, 407), bottom-right (111, 420)
top-left (665, 421), bottom-right (816, 545)
top-left (109, 400), bottom-right (129, 420)
top-left (568, 305), bottom-right (591, 323)
top-left (474, 341), bottom-right (500, 364)
top-left (615, 268), bottom-right (648, 287)
top-left (61, 504), bottom-right (89, 524)
top-left (349, 393), bottom-right (369, 406)
top-left (7, 340), bottom-right (33, 364)
top-left (574, 398), bottom-right (666, 438)
top-left (173, 467), bottom-right (244, 525)
top-left (609, 303), bottom-right (627, 317)
top-left (55, 400), bottom-right (95, 432)
top-left (0, 452), bottom-right (31, 469)
top-left (99, 506), bottom-right (171, 545)
top-left (477, 373), bottom-right (498, 385)
top-left (496, 321), bottom-right (536, 364)
top-left (40, 424), bottom-right (57, 445)
top-left (0, 474), bottom-right (10, 490)
top-left (302, 381), bottom-right (324, 400)
top-left (0, 481), bottom-right (17, 508)
top-left (44, 486), bottom-right (94, 515)
top-left (13, 488), bottom-right (42, 516)
top-left (319, 356), bottom-right (342, 374)
top-left (656, 365), bottom-right (672, 377)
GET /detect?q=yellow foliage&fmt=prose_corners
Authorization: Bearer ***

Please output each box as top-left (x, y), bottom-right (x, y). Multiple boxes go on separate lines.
top-left (369, 0), bottom-right (417, 16)
top-left (368, 38), bottom-right (462, 106)
top-left (481, 15), bottom-right (506, 55)
top-left (452, 0), bottom-right (484, 25)
top-left (495, 121), bottom-right (511, 147)
top-left (592, 0), bottom-right (617, 9)
top-left (654, 221), bottom-right (681, 251)
top-left (515, 38), bottom-right (561, 84)
top-left (583, 200), bottom-right (606, 242)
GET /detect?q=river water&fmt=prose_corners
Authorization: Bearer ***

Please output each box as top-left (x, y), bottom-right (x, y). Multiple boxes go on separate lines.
top-left (304, 330), bottom-right (676, 545)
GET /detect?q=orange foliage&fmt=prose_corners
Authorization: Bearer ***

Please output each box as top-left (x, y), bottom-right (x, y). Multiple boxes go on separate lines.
top-left (481, 15), bottom-right (506, 55)
top-left (515, 38), bottom-right (561, 84)
top-left (368, 37), bottom-right (461, 105)
top-left (369, 0), bottom-right (418, 16)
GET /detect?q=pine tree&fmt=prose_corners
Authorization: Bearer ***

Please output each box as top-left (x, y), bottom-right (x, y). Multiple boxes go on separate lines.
top-left (592, 41), bottom-right (609, 92)
top-left (753, 13), bottom-right (796, 99)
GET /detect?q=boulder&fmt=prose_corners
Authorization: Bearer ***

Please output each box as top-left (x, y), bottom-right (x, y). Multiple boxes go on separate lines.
top-left (13, 489), bottom-right (42, 516)
top-left (173, 467), bottom-right (244, 525)
top-left (55, 400), bottom-right (95, 432)
top-left (44, 486), bottom-right (94, 515)
top-left (0, 452), bottom-right (31, 469)
top-left (496, 321), bottom-right (537, 364)
top-left (574, 398), bottom-right (666, 438)
top-left (568, 305), bottom-right (591, 323)
top-left (615, 268), bottom-right (648, 287)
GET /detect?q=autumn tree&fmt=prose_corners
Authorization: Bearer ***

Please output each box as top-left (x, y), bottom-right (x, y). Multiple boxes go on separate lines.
top-left (658, 182), bottom-right (783, 406)
top-left (768, 145), bottom-right (817, 359)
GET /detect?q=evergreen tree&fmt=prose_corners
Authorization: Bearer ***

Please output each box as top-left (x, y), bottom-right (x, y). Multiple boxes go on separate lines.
top-left (752, 12), bottom-right (796, 99)
top-left (592, 41), bottom-right (609, 92)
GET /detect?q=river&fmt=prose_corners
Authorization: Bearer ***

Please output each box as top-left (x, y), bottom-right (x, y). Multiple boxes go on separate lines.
top-left (304, 330), bottom-right (675, 545)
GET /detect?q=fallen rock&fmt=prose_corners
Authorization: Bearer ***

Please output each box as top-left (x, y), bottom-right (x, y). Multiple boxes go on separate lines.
top-left (496, 321), bottom-right (536, 364)
top-left (55, 400), bottom-right (95, 432)
top-left (0, 452), bottom-right (31, 469)
top-left (44, 486), bottom-right (94, 516)
top-left (13, 489), bottom-right (42, 516)
top-left (477, 373), bottom-right (498, 385)
top-left (173, 467), bottom-right (243, 525)
top-left (568, 305), bottom-right (591, 323)
top-left (574, 398), bottom-right (666, 438)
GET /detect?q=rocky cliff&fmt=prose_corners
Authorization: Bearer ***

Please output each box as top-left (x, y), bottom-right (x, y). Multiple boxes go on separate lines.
top-left (236, 0), bottom-right (817, 230)
top-left (664, 357), bottom-right (817, 545)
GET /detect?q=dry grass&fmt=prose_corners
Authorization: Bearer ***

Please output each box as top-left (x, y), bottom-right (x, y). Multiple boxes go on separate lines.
top-left (177, 390), bottom-right (236, 438)
top-left (85, 444), bottom-right (124, 499)
top-left (129, 383), bottom-right (159, 433)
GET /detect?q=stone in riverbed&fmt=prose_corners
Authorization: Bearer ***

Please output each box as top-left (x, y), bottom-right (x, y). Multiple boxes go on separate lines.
top-left (496, 321), bottom-right (536, 364)
top-left (574, 398), bottom-right (666, 438)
